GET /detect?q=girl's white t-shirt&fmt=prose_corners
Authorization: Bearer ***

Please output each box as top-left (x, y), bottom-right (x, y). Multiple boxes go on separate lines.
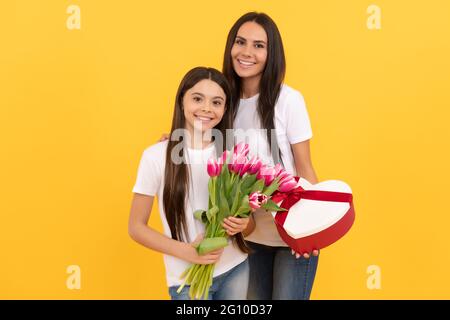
top-left (233, 84), bottom-right (313, 247)
top-left (132, 140), bottom-right (248, 287)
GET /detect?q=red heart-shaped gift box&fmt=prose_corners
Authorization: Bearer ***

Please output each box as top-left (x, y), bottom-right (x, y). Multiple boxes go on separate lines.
top-left (271, 177), bottom-right (355, 254)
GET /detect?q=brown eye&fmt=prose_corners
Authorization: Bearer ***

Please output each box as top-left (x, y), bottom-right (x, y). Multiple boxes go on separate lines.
top-left (193, 96), bottom-right (202, 102)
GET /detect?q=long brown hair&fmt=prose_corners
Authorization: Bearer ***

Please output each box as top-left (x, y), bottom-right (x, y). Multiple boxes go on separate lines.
top-left (222, 12), bottom-right (286, 164)
top-left (163, 67), bottom-right (249, 253)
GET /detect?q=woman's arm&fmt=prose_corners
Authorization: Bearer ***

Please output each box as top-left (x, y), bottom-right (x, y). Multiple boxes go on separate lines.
top-left (291, 140), bottom-right (320, 258)
top-left (158, 133), bottom-right (169, 142)
top-left (241, 215), bottom-right (256, 237)
top-left (291, 140), bottom-right (318, 184)
top-left (128, 193), bottom-right (224, 265)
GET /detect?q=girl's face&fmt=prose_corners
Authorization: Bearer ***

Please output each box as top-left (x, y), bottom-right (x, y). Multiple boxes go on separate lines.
top-left (182, 79), bottom-right (227, 134)
top-left (231, 21), bottom-right (268, 80)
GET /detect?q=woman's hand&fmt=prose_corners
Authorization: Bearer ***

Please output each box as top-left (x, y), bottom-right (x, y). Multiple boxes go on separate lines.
top-left (291, 249), bottom-right (319, 259)
top-left (183, 233), bottom-right (224, 265)
top-left (222, 216), bottom-right (250, 236)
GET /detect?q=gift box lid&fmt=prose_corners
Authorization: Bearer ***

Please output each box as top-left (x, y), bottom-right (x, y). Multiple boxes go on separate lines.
top-left (272, 178), bottom-right (353, 239)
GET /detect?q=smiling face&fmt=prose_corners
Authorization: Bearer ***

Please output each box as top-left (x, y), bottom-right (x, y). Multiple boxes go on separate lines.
top-left (231, 21), bottom-right (268, 82)
top-left (182, 79), bottom-right (227, 135)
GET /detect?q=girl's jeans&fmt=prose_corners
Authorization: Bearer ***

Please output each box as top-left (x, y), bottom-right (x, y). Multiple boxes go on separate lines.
top-left (169, 259), bottom-right (249, 300)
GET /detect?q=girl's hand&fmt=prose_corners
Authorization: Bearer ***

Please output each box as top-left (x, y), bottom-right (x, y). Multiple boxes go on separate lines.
top-left (184, 233), bottom-right (224, 265)
top-left (158, 133), bottom-right (169, 142)
top-left (291, 249), bottom-right (319, 259)
top-left (222, 216), bottom-right (250, 236)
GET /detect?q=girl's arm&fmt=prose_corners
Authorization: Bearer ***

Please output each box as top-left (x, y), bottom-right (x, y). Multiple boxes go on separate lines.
top-left (291, 139), bottom-right (320, 258)
top-left (128, 193), bottom-right (224, 265)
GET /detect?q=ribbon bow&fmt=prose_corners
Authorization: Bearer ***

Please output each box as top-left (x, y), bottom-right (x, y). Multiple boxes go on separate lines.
top-left (271, 177), bottom-right (353, 226)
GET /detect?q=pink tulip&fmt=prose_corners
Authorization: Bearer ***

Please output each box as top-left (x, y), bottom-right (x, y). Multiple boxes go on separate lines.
top-left (273, 163), bottom-right (284, 177)
top-left (219, 150), bottom-right (229, 165)
top-left (279, 171), bottom-right (293, 181)
top-left (233, 142), bottom-right (250, 157)
top-left (278, 176), bottom-right (297, 192)
top-left (228, 153), bottom-right (247, 175)
top-left (248, 156), bottom-right (263, 175)
top-left (239, 155), bottom-right (256, 177)
top-left (249, 191), bottom-right (269, 209)
top-left (273, 167), bottom-right (298, 192)
top-left (277, 171), bottom-right (291, 181)
top-left (207, 157), bottom-right (221, 177)
top-left (257, 165), bottom-right (277, 186)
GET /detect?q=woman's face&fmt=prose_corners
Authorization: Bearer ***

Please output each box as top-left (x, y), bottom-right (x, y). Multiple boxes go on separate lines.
top-left (231, 21), bottom-right (268, 80)
top-left (183, 79), bottom-right (226, 134)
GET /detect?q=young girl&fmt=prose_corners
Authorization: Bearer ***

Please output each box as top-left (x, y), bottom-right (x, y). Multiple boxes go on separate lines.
top-left (128, 67), bottom-right (250, 300)
top-left (222, 12), bottom-right (320, 300)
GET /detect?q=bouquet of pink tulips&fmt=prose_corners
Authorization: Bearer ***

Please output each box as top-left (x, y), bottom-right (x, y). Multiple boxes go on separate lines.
top-left (177, 143), bottom-right (298, 299)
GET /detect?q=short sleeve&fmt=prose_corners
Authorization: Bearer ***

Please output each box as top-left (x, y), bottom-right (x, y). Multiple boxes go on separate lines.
top-left (284, 90), bottom-right (313, 144)
top-left (132, 148), bottom-right (163, 196)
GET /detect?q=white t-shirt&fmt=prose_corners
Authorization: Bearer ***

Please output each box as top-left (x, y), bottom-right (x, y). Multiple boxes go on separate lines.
top-left (132, 140), bottom-right (248, 287)
top-left (233, 84), bottom-right (313, 247)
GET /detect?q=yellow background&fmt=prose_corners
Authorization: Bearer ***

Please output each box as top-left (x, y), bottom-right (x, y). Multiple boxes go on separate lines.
top-left (1, 0), bottom-right (449, 299)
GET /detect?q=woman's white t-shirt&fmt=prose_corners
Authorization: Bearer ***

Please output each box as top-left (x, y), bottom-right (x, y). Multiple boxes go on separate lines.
top-left (132, 140), bottom-right (248, 287)
top-left (233, 84), bottom-right (313, 247)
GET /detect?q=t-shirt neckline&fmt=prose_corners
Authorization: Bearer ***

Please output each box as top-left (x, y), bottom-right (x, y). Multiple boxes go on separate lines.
top-left (240, 93), bottom-right (260, 104)
top-left (186, 142), bottom-right (215, 153)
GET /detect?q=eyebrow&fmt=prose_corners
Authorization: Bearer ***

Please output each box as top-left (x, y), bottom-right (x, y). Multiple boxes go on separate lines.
top-left (192, 92), bottom-right (225, 101)
top-left (236, 35), bottom-right (267, 45)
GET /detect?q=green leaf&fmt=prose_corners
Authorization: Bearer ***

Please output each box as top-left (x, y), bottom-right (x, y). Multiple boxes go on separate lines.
top-left (230, 184), bottom-right (242, 215)
top-left (262, 180), bottom-right (280, 196)
top-left (223, 166), bottom-right (231, 194)
top-left (240, 174), bottom-right (257, 194)
top-left (230, 179), bottom-right (239, 206)
top-left (242, 174), bottom-right (257, 188)
top-left (218, 187), bottom-right (230, 221)
top-left (206, 222), bottom-right (219, 238)
top-left (193, 209), bottom-right (207, 224)
top-left (250, 179), bottom-right (265, 193)
top-left (206, 206), bottom-right (219, 223)
top-left (196, 237), bottom-right (228, 255)
top-left (208, 178), bottom-right (216, 206)
top-left (235, 208), bottom-right (250, 218)
top-left (216, 175), bottom-right (222, 208)
top-left (261, 199), bottom-right (287, 212)
top-left (235, 195), bottom-right (251, 217)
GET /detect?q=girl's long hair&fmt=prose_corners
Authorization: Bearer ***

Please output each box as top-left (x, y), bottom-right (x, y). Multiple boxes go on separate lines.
top-left (163, 67), bottom-right (249, 253)
top-left (222, 12), bottom-right (286, 163)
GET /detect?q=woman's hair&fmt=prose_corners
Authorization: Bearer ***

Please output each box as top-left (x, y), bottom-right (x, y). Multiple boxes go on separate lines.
top-left (222, 12), bottom-right (286, 163)
top-left (163, 67), bottom-right (249, 253)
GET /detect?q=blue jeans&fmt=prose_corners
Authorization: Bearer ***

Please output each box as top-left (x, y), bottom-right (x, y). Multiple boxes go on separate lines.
top-left (169, 259), bottom-right (249, 300)
top-left (247, 242), bottom-right (319, 300)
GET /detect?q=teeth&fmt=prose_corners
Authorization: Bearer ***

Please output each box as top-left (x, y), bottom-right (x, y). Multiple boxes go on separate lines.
top-left (239, 59), bottom-right (255, 66)
top-left (195, 115), bottom-right (212, 121)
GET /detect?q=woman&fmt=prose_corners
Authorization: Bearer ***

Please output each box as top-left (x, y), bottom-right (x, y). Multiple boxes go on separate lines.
top-left (222, 12), bottom-right (320, 300)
